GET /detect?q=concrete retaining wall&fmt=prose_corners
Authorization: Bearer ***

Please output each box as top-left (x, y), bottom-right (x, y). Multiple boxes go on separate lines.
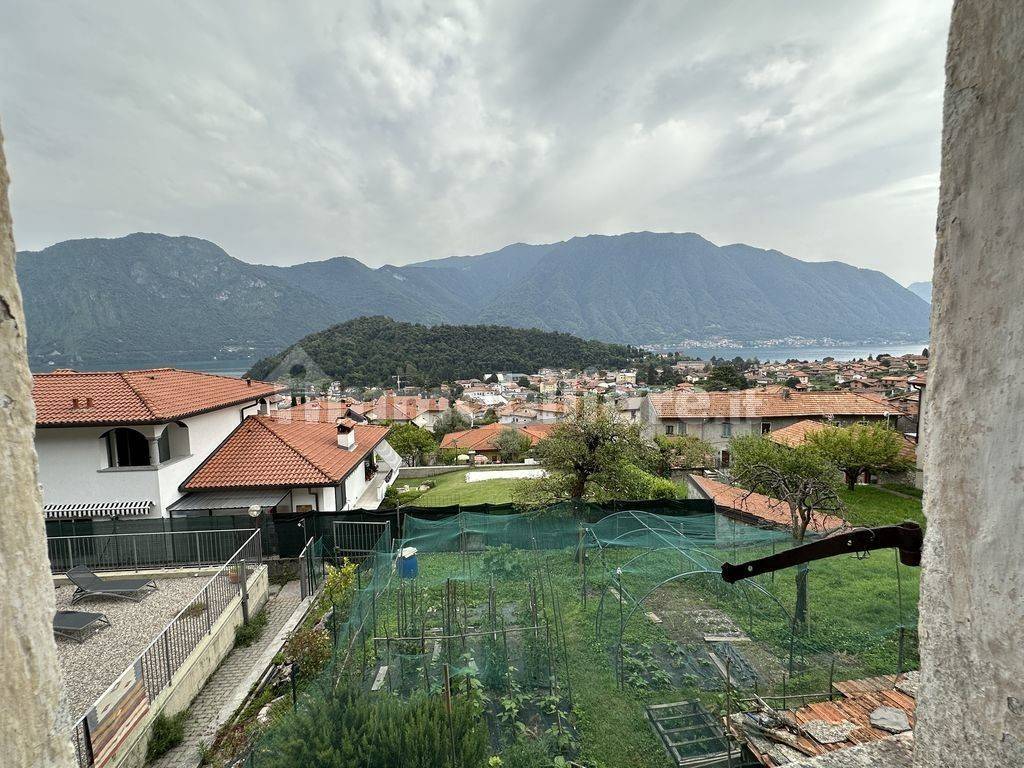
top-left (105, 565), bottom-right (269, 768)
top-left (398, 462), bottom-right (537, 479)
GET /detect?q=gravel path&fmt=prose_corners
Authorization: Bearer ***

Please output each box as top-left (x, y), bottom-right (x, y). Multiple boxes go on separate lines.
top-left (55, 576), bottom-right (210, 723)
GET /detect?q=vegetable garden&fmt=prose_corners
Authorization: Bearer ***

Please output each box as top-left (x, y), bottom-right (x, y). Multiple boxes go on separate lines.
top-left (228, 507), bottom-right (919, 768)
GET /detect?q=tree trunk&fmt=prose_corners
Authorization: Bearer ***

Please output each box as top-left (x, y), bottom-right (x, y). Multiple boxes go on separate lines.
top-left (794, 563), bottom-right (809, 631)
top-left (845, 469), bottom-right (858, 491)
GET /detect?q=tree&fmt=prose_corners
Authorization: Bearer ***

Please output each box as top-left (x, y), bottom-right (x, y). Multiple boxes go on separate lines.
top-left (729, 435), bottom-right (846, 628)
top-left (784, 376), bottom-right (801, 388)
top-left (512, 401), bottom-right (658, 513)
top-left (493, 427), bottom-right (532, 463)
top-left (653, 434), bottom-right (714, 474)
top-left (387, 424), bottom-right (437, 467)
top-left (433, 407), bottom-right (471, 439)
top-left (704, 364), bottom-right (750, 391)
top-left (806, 422), bottom-right (913, 491)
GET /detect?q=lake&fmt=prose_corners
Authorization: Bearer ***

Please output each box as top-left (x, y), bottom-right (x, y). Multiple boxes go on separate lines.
top-left (657, 342), bottom-right (930, 362)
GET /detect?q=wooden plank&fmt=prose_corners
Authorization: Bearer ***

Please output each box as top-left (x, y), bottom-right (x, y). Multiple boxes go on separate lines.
top-left (371, 665), bottom-right (389, 691)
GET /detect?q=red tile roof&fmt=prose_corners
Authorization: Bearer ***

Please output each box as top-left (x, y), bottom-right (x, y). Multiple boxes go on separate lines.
top-left (691, 475), bottom-right (847, 533)
top-left (182, 416), bottom-right (390, 490)
top-left (440, 422), bottom-right (555, 452)
top-left (768, 419), bottom-right (828, 448)
top-left (730, 676), bottom-right (917, 765)
top-left (33, 368), bottom-right (285, 427)
top-left (648, 390), bottom-right (894, 420)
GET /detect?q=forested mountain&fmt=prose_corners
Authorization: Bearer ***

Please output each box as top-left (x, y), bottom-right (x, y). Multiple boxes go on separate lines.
top-left (246, 316), bottom-right (639, 386)
top-left (16, 231), bottom-right (931, 366)
top-left (15, 234), bottom-right (338, 364)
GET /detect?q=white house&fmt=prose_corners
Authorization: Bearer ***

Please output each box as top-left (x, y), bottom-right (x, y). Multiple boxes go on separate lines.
top-left (171, 414), bottom-right (401, 516)
top-left (33, 368), bottom-right (286, 520)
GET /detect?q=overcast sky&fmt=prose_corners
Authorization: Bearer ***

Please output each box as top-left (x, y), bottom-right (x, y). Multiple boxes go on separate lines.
top-left (1, 1), bottom-right (950, 284)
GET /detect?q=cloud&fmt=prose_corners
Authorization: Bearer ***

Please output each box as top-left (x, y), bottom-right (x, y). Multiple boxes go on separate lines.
top-left (743, 57), bottom-right (808, 90)
top-left (0, 0), bottom-right (951, 283)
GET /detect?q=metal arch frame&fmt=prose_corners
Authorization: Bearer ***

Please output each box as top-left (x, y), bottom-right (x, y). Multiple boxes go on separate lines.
top-left (585, 509), bottom-right (796, 639)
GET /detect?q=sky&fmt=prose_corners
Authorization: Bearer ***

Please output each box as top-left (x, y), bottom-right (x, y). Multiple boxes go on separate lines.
top-left (0, 1), bottom-right (951, 284)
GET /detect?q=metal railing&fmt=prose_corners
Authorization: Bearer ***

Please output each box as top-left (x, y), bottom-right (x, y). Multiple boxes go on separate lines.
top-left (69, 529), bottom-right (263, 768)
top-left (48, 528), bottom-right (258, 574)
top-left (298, 536), bottom-right (326, 599)
top-left (332, 519), bottom-right (391, 563)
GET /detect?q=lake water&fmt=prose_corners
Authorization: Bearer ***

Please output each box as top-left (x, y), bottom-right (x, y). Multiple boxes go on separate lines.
top-left (658, 342), bottom-right (930, 362)
top-left (32, 357), bottom-right (258, 377)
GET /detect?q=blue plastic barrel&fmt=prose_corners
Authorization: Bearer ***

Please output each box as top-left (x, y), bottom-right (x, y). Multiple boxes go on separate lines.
top-left (398, 547), bottom-right (419, 578)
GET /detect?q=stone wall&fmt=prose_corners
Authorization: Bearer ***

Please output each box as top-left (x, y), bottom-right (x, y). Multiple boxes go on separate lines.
top-left (0, 124), bottom-right (76, 766)
top-left (917, 2), bottom-right (1024, 764)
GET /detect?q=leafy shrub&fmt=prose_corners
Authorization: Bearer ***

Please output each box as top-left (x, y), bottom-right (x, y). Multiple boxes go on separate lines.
top-left (234, 609), bottom-right (269, 648)
top-left (253, 681), bottom-right (488, 768)
top-left (146, 710), bottom-right (188, 762)
top-left (323, 560), bottom-right (357, 607)
top-left (283, 625), bottom-right (331, 679)
top-left (480, 544), bottom-right (529, 580)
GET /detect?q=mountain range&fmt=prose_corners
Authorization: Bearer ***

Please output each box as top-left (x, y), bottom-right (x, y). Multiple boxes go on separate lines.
top-left (15, 231), bottom-right (931, 366)
top-left (907, 281), bottom-right (932, 303)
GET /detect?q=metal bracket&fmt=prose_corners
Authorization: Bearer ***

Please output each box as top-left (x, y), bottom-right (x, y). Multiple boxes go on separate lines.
top-left (721, 521), bottom-right (923, 583)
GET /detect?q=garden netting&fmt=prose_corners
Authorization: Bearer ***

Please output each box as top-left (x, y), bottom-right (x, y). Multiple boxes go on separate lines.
top-left (243, 505), bottom-right (919, 766)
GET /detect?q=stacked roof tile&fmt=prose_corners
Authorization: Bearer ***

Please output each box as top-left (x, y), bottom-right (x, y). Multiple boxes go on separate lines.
top-left (648, 390), bottom-right (893, 420)
top-left (182, 416), bottom-right (389, 490)
top-left (33, 368), bottom-right (284, 426)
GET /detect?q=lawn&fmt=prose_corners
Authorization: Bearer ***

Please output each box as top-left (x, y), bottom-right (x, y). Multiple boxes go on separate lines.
top-left (839, 485), bottom-right (925, 528)
top-left (403, 469), bottom-right (521, 507)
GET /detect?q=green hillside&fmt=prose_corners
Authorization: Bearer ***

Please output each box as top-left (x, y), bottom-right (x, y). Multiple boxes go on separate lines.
top-left (247, 316), bottom-right (641, 386)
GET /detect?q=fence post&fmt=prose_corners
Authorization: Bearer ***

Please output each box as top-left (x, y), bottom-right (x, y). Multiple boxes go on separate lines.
top-left (240, 559), bottom-right (250, 624)
top-left (163, 632), bottom-right (173, 686)
top-left (195, 531), bottom-right (202, 567)
top-left (67, 539), bottom-right (74, 570)
top-left (205, 585), bottom-right (212, 633)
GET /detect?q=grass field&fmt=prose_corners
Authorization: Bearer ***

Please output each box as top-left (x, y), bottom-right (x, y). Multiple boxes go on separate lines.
top-left (839, 485), bottom-right (926, 528)
top-left (403, 469), bottom-right (524, 507)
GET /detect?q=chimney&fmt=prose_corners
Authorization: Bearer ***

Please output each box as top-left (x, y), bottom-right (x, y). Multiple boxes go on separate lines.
top-left (258, 398), bottom-right (269, 415)
top-left (85, 397), bottom-right (94, 409)
top-left (71, 397), bottom-right (80, 410)
top-left (781, 388), bottom-right (791, 400)
top-left (336, 418), bottom-right (356, 451)
top-left (244, 377), bottom-right (252, 387)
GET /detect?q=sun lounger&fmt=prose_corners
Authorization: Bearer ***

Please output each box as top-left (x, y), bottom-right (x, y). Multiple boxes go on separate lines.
top-left (53, 610), bottom-right (110, 642)
top-left (66, 565), bottom-right (158, 604)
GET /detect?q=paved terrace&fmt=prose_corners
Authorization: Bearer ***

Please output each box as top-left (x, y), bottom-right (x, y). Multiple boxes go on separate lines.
top-left (54, 576), bottom-right (207, 723)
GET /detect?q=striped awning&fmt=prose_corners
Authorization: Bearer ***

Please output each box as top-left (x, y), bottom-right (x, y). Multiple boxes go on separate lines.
top-left (167, 489), bottom-right (288, 513)
top-left (43, 500), bottom-right (154, 520)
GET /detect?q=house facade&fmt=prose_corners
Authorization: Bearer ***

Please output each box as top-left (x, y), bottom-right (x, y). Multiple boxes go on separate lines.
top-left (171, 415), bottom-right (401, 516)
top-left (33, 368), bottom-right (285, 520)
top-left (641, 388), bottom-right (895, 467)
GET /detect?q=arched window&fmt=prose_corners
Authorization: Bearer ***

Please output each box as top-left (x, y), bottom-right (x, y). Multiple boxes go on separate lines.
top-left (102, 428), bottom-right (150, 468)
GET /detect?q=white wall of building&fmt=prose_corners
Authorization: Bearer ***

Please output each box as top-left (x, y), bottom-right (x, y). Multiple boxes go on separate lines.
top-left (36, 401), bottom-right (258, 518)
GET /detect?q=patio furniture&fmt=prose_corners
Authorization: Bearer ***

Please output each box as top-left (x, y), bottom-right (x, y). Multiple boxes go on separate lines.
top-left (66, 565), bottom-right (158, 604)
top-left (53, 610), bottom-right (110, 643)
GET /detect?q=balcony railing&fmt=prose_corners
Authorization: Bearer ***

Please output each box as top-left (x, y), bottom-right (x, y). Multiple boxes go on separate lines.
top-left (47, 528), bottom-right (257, 574)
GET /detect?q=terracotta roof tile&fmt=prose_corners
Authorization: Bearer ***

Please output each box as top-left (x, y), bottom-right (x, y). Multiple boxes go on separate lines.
top-left (691, 475), bottom-right (846, 533)
top-left (182, 416), bottom-right (389, 490)
top-left (33, 368), bottom-right (285, 426)
top-left (648, 390), bottom-right (893, 420)
top-left (440, 422), bottom-right (555, 452)
top-left (768, 419), bottom-right (828, 448)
